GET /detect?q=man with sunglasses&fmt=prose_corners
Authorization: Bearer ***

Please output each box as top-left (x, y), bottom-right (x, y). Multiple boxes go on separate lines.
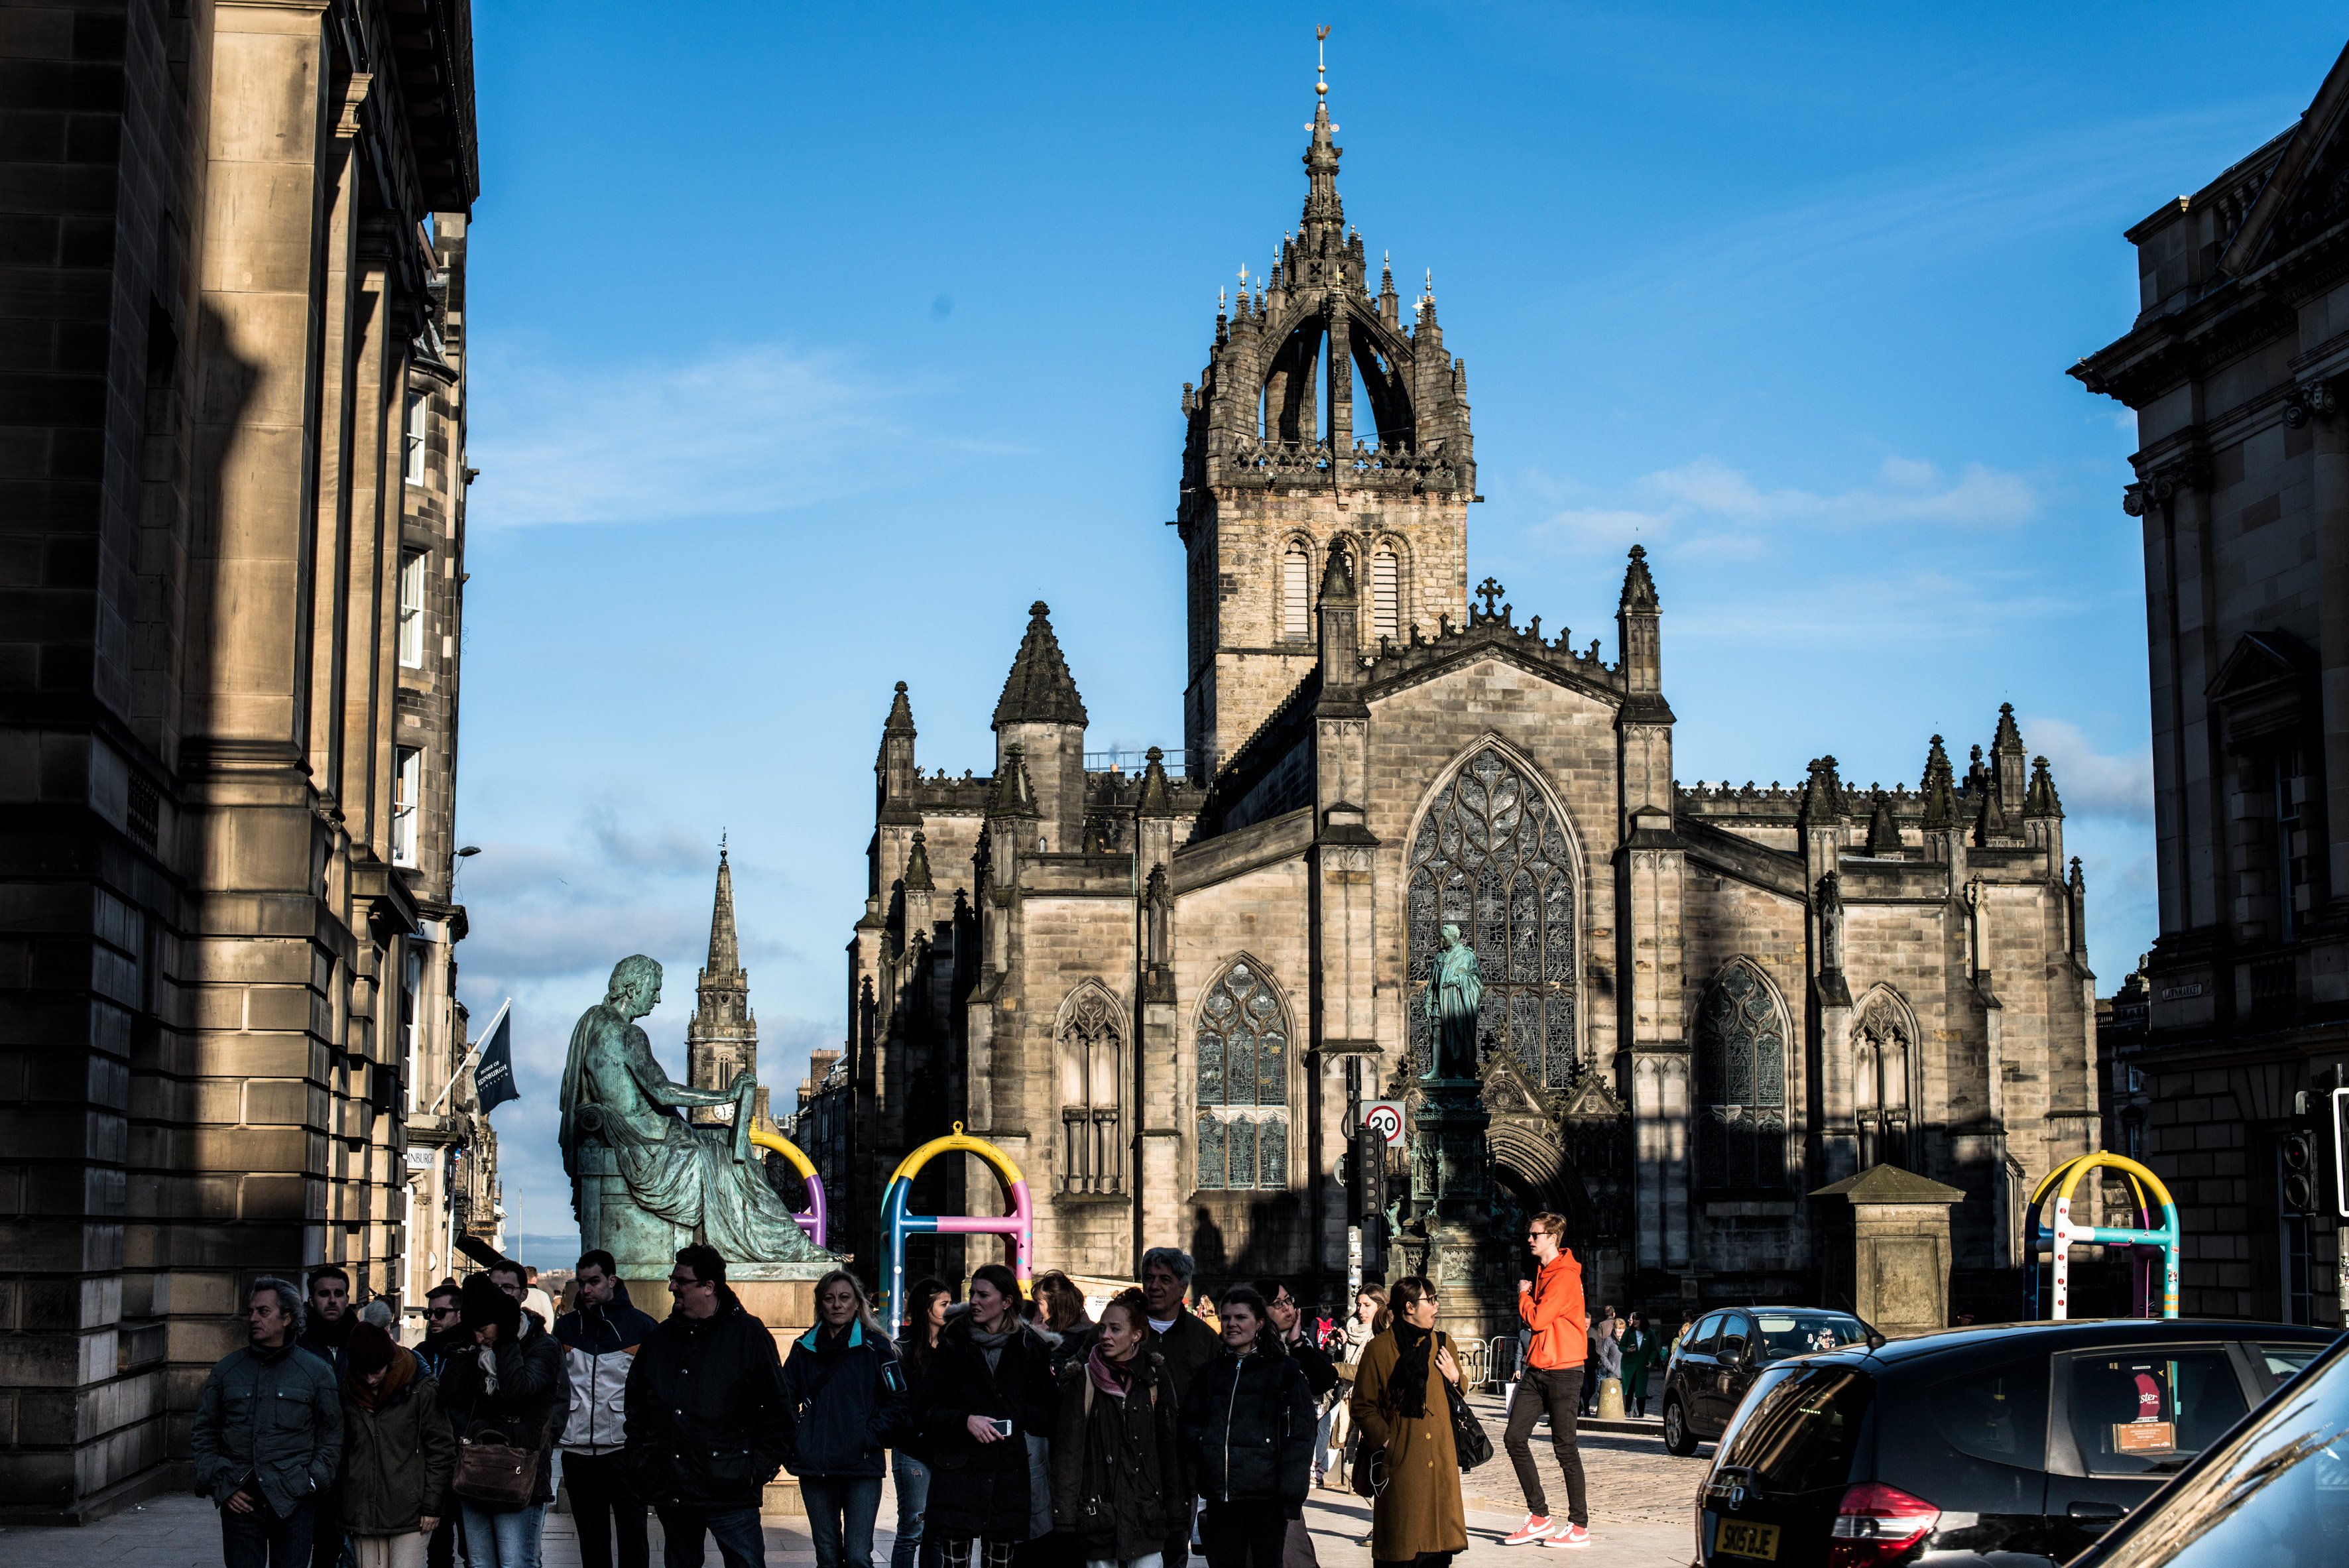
top-left (414, 1283), bottom-right (467, 1568)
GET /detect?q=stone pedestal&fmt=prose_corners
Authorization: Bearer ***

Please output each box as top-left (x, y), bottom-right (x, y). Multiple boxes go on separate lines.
top-left (1394, 1076), bottom-right (1518, 1352)
top-left (1809, 1165), bottom-right (1966, 1339)
top-left (625, 1270), bottom-right (830, 1516)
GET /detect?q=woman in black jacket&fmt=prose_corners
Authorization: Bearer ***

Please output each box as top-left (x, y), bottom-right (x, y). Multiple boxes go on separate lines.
top-left (1179, 1286), bottom-right (1316, 1568)
top-left (917, 1263), bottom-right (1060, 1568)
top-left (438, 1274), bottom-right (569, 1568)
top-left (784, 1270), bottom-right (910, 1568)
top-left (891, 1277), bottom-right (955, 1568)
top-left (1050, 1288), bottom-right (1183, 1568)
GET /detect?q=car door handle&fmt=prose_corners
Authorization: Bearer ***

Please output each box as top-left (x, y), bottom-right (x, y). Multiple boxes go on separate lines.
top-left (2067, 1502), bottom-right (2127, 1520)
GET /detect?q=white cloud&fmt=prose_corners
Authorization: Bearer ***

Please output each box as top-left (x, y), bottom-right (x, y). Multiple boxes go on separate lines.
top-left (2018, 715), bottom-right (2153, 823)
top-left (1534, 454), bottom-right (2039, 555)
top-left (469, 342), bottom-right (946, 528)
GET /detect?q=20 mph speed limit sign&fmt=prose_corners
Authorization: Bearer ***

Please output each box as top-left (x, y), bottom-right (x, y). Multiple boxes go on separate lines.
top-left (1360, 1100), bottom-right (1407, 1148)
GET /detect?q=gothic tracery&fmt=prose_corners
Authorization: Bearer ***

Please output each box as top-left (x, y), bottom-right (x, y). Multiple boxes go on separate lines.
top-left (1195, 959), bottom-right (1290, 1191)
top-left (1406, 746), bottom-right (1579, 1087)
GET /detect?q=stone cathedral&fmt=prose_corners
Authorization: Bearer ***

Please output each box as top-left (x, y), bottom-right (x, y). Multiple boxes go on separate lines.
top-left (804, 71), bottom-right (2098, 1321)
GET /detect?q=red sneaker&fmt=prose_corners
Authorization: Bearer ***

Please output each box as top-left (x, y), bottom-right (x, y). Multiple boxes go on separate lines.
top-left (1543, 1525), bottom-right (1593, 1549)
top-left (1503, 1515), bottom-right (1557, 1546)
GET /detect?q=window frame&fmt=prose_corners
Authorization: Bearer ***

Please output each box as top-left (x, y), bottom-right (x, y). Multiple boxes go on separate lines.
top-left (1193, 956), bottom-right (1294, 1193)
top-left (2045, 1341), bottom-right (2262, 1480)
top-left (1056, 985), bottom-right (1126, 1195)
top-left (391, 745), bottom-right (422, 868)
top-left (1693, 959), bottom-right (1793, 1192)
top-left (403, 389), bottom-right (428, 485)
top-left (1280, 538), bottom-right (1311, 642)
top-left (397, 549), bottom-right (428, 668)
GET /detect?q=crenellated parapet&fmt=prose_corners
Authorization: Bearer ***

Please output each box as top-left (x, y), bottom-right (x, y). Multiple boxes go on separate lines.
top-left (1358, 595), bottom-right (1620, 697)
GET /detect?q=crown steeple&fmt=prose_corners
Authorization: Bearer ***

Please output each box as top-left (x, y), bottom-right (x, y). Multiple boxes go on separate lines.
top-left (1301, 25), bottom-right (1344, 239)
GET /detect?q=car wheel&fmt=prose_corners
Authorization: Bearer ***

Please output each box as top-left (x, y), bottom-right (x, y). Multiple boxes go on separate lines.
top-left (1663, 1396), bottom-right (1697, 1456)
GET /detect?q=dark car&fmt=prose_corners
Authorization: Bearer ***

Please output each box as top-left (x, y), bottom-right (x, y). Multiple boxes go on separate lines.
top-left (2063, 1329), bottom-right (2349, 1568)
top-left (1689, 1318), bottom-right (2334, 1567)
top-left (1662, 1306), bottom-right (1874, 1455)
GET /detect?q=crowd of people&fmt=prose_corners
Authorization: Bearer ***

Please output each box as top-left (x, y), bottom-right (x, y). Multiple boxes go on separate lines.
top-left (190, 1211), bottom-right (1619, 1568)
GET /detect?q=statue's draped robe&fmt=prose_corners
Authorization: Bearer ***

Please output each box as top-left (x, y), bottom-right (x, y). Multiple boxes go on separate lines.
top-left (1428, 941), bottom-right (1484, 1080)
top-left (561, 1002), bottom-right (825, 1262)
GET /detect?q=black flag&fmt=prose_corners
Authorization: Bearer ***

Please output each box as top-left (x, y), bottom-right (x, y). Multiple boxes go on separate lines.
top-left (473, 1000), bottom-right (518, 1112)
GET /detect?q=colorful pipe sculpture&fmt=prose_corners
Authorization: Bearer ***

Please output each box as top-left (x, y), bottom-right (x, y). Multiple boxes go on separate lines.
top-left (2025, 1151), bottom-right (2180, 1321)
top-left (880, 1121), bottom-right (1034, 1325)
top-left (746, 1126), bottom-right (828, 1249)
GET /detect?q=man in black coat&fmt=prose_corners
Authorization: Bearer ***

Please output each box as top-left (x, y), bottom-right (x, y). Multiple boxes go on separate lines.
top-left (1141, 1247), bottom-right (1222, 1568)
top-left (625, 1244), bottom-right (794, 1568)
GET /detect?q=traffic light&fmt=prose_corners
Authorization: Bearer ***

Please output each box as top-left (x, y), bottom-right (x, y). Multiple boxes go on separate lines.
top-left (2287, 1078), bottom-right (2349, 1221)
top-left (2281, 1127), bottom-right (2323, 1216)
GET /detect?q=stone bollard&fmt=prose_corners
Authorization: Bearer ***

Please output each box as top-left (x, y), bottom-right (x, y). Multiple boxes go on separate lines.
top-left (1596, 1376), bottom-right (1625, 1419)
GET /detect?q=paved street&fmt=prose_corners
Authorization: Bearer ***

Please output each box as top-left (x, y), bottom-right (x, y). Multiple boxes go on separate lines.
top-left (0, 1391), bottom-right (1707, 1568)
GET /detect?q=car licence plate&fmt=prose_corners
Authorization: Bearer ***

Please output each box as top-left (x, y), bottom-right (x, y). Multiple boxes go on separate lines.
top-left (1713, 1520), bottom-right (1779, 1561)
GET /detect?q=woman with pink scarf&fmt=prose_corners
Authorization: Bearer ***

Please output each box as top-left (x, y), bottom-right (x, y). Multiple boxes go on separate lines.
top-left (1049, 1288), bottom-right (1185, 1568)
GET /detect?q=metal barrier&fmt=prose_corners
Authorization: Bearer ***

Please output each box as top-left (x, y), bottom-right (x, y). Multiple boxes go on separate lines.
top-left (1456, 1337), bottom-right (1489, 1392)
top-left (1485, 1335), bottom-right (1521, 1386)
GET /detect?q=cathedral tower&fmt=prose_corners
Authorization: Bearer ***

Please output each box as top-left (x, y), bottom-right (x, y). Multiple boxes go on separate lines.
top-left (1177, 41), bottom-right (1476, 777)
top-left (686, 841), bottom-right (768, 1126)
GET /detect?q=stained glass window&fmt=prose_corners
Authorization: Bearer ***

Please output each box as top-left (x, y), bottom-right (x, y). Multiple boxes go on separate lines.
top-left (1406, 747), bottom-right (1579, 1087)
top-left (1695, 962), bottom-right (1789, 1191)
top-left (1196, 959), bottom-right (1290, 1190)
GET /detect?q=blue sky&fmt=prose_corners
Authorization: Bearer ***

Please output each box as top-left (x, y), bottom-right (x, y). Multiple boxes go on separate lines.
top-left (452, 3), bottom-right (2348, 1258)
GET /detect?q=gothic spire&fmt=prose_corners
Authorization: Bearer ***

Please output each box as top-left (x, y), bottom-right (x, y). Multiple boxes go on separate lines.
top-left (902, 829), bottom-right (934, 892)
top-left (992, 601), bottom-right (1089, 729)
top-left (884, 680), bottom-right (916, 737)
top-left (1866, 790), bottom-right (1902, 855)
top-left (2025, 755), bottom-right (2064, 818)
top-left (1798, 756), bottom-right (1844, 829)
top-left (1619, 544), bottom-right (1660, 613)
top-left (1301, 27), bottom-right (1344, 241)
top-left (1921, 735), bottom-right (1957, 830)
top-left (705, 841), bottom-right (741, 976)
top-left (1137, 746), bottom-right (1175, 818)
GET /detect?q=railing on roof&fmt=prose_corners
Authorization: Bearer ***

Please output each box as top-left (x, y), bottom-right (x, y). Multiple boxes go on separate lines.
top-left (1085, 749), bottom-right (1185, 778)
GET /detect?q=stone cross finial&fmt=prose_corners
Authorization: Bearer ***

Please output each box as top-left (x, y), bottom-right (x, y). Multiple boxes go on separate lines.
top-left (1476, 577), bottom-right (1506, 617)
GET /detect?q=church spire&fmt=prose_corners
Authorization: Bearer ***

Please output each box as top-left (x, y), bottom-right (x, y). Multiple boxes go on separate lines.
top-left (1301, 25), bottom-right (1343, 239)
top-left (993, 601), bottom-right (1089, 729)
top-left (686, 841), bottom-right (762, 1126)
top-left (707, 838), bottom-right (740, 975)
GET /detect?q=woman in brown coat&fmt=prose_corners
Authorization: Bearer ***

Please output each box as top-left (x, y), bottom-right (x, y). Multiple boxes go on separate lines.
top-left (1347, 1276), bottom-right (1467, 1568)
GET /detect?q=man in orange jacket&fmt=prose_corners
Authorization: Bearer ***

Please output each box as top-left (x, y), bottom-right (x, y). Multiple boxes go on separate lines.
top-left (1500, 1212), bottom-right (1591, 1549)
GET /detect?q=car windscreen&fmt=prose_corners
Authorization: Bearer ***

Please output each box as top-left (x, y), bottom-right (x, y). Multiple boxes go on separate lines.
top-left (1713, 1362), bottom-right (1874, 1494)
top-left (1752, 1312), bottom-right (1868, 1362)
top-left (2092, 1340), bottom-right (2349, 1568)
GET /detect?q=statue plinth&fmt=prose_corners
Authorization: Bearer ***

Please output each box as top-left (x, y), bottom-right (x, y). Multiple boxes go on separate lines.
top-left (1410, 1075), bottom-right (1493, 1219)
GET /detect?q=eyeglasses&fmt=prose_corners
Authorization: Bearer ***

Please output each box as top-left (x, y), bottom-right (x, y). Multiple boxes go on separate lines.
top-left (429, 1305), bottom-right (461, 1319)
top-left (668, 1273), bottom-right (711, 1289)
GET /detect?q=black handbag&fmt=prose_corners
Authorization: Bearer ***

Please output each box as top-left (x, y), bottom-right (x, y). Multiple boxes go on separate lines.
top-left (1445, 1382), bottom-right (1493, 1470)
top-left (1349, 1442), bottom-right (1386, 1496)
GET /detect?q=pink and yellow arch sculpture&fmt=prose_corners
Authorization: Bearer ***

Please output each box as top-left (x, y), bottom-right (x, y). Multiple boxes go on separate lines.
top-left (880, 1122), bottom-right (1033, 1326)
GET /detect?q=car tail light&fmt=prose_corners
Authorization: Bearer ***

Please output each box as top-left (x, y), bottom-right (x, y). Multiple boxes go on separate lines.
top-left (1825, 1482), bottom-right (1940, 1567)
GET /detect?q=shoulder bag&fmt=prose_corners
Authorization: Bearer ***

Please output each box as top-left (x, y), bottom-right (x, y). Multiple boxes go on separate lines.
top-left (1441, 1335), bottom-right (1493, 1470)
top-left (453, 1418), bottom-right (546, 1510)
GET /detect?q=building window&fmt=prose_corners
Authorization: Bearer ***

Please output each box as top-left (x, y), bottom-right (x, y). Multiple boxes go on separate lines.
top-left (404, 391), bottom-right (428, 485)
top-left (1854, 991), bottom-right (1911, 1170)
top-left (1406, 745), bottom-right (1579, 1087)
top-left (1195, 958), bottom-right (1290, 1190)
top-left (1057, 986), bottom-right (1124, 1193)
top-left (1372, 546), bottom-right (1400, 644)
top-left (1282, 540), bottom-right (1310, 640)
top-left (403, 944), bottom-right (424, 1111)
top-left (1695, 960), bottom-right (1789, 1191)
top-left (392, 747), bottom-right (422, 867)
top-left (398, 550), bottom-right (428, 667)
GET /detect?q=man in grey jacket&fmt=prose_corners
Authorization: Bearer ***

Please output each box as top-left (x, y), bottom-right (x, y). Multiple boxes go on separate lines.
top-left (192, 1276), bottom-right (344, 1568)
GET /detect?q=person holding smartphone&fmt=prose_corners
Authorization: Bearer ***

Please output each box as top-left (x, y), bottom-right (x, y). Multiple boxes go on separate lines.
top-left (916, 1264), bottom-right (1060, 1568)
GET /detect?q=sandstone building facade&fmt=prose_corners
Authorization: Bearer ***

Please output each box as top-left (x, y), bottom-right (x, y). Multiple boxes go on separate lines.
top-left (2076, 38), bottom-right (2349, 1327)
top-left (0, 0), bottom-right (491, 1516)
top-left (802, 74), bottom-right (2097, 1322)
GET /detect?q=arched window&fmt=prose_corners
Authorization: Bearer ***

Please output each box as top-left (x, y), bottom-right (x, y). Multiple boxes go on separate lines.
top-left (1695, 962), bottom-right (1789, 1191)
top-left (1406, 746), bottom-right (1578, 1087)
top-left (1195, 958), bottom-right (1290, 1190)
top-left (1855, 991), bottom-right (1911, 1171)
top-left (1372, 546), bottom-right (1400, 644)
top-left (1057, 986), bottom-right (1124, 1193)
top-left (1282, 540), bottom-right (1311, 641)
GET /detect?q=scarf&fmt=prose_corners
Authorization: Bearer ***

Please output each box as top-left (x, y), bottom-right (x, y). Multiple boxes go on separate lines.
top-left (1343, 1317), bottom-right (1376, 1362)
top-left (969, 1321), bottom-right (1012, 1376)
top-left (473, 1341), bottom-right (501, 1398)
top-left (348, 1344), bottom-right (418, 1412)
top-left (1386, 1321), bottom-right (1434, 1419)
top-left (1087, 1342), bottom-right (1136, 1398)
